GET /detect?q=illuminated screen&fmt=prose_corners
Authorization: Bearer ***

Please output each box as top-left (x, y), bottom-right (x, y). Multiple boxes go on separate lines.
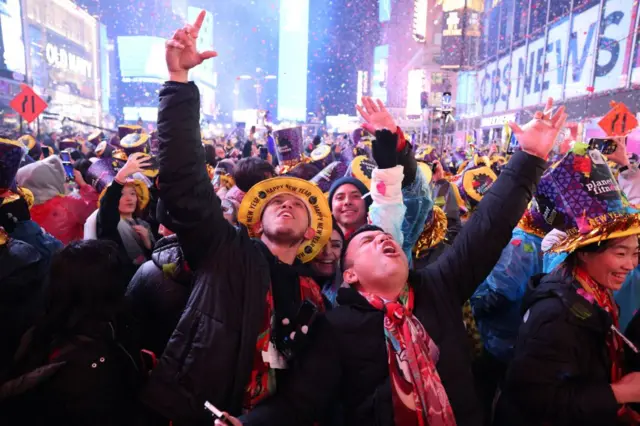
top-left (117, 36), bottom-right (168, 82)
top-left (123, 106), bottom-right (158, 122)
top-left (371, 45), bottom-right (389, 103)
top-left (278, 0), bottom-right (309, 121)
top-left (379, 0), bottom-right (391, 22)
top-left (0, 0), bottom-right (26, 76)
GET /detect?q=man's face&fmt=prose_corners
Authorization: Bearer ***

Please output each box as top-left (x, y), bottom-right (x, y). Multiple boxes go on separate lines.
top-left (332, 184), bottom-right (366, 231)
top-left (259, 193), bottom-right (312, 245)
top-left (343, 230), bottom-right (409, 293)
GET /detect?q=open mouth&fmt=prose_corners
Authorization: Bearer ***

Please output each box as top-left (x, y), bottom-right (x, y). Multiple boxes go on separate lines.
top-left (278, 211), bottom-right (294, 219)
top-left (381, 241), bottom-right (398, 256)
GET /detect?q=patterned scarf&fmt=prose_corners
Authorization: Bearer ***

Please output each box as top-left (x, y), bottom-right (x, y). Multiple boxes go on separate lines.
top-left (243, 276), bottom-right (325, 411)
top-left (359, 285), bottom-right (457, 426)
top-left (574, 266), bottom-right (623, 382)
top-left (573, 266), bottom-right (640, 423)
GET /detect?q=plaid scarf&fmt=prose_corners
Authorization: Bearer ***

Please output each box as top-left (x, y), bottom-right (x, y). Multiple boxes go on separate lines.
top-left (243, 276), bottom-right (325, 411)
top-left (359, 285), bottom-right (457, 426)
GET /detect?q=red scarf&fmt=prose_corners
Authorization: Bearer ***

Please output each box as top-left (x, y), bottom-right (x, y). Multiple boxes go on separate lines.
top-left (243, 276), bottom-right (325, 411)
top-left (360, 286), bottom-right (457, 426)
top-left (573, 267), bottom-right (640, 423)
top-left (574, 266), bottom-right (624, 382)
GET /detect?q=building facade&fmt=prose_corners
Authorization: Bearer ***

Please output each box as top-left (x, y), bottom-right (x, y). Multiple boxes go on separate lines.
top-left (25, 0), bottom-right (103, 130)
top-left (456, 0), bottom-right (640, 151)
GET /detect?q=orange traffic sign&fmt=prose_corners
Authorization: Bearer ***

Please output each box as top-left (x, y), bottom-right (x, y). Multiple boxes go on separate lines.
top-left (10, 84), bottom-right (47, 123)
top-left (598, 101), bottom-right (638, 137)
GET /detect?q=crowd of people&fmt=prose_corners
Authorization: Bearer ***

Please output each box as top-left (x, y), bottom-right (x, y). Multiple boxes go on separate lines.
top-left (3, 10), bottom-right (640, 426)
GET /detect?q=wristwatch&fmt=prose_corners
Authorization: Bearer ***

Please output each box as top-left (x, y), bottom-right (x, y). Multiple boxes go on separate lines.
top-left (620, 165), bottom-right (630, 173)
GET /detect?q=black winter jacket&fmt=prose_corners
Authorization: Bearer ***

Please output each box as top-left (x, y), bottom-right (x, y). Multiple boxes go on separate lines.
top-left (0, 321), bottom-right (144, 426)
top-left (497, 267), bottom-right (621, 426)
top-left (0, 238), bottom-right (47, 367)
top-left (126, 235), bottom-right (193, 357)
top-left (141, 82), bottom-right (321, 424)
top-left (241, 150), bottom-right (546, 426)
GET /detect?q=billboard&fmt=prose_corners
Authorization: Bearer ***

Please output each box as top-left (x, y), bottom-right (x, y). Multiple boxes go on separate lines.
top-left (278, 0), bottom-right (309, 121)
top-left (30, 27), bottom-right (96, 100)
top-left (440, 0), bottom-right (483, 69)
top-left (476, 0), bottom-right (635, 115)
top-left (0, 0), bottom-right (26, 77)
top-left (371, 45), bottom-right (389, 104)
top-left (117, 36), bottom-right (169, 83)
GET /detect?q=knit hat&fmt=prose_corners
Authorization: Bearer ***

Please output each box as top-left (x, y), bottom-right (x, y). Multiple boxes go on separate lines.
top-left (328, 176), bottom-right (372, 211)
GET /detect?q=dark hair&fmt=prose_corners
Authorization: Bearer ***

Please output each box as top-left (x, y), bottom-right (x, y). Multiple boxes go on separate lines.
top-left (204, 144), bottom-right (217, 166)
top-left (69, 149), bottom-right (85, 162)
top-left (234, 157), bottom-right (276, 192)
top-left (7, 241), bottom-right (130, 376)
top-left (73, 158), bottom-right (92, 183)
top-left (28, 143), bottom-right (42, 160)
top-left (565, 239), bottom-right (617, 269)
top-left (287, 163), bottom-right (321, 181)
top-left (340, 224), bottom-right (385, 272)
top-left (46, 240), bottom-right (128, 328)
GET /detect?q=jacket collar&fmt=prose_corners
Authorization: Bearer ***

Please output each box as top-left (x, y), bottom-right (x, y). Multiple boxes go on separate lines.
top-left (525, 269), bottom-right (613, 333)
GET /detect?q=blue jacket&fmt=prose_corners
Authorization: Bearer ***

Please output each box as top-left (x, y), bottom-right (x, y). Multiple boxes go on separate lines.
top-left (9, 220), bottom-right (62, 266)
top-left (614, 266), bottom-right (640, 332)
top-left (471, 228), bottom-right (544, 362)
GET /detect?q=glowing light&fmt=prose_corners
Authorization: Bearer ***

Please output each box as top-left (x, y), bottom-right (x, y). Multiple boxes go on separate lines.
top-left (413, 0), bottom-right (428, 43)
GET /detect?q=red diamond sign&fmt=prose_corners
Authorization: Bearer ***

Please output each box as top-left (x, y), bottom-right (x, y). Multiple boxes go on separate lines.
top-left (10, 84), bottom-right (48, 123)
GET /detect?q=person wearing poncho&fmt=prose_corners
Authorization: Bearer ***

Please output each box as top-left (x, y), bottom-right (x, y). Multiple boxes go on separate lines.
top-left (496, 144), bottom-right (640, 426)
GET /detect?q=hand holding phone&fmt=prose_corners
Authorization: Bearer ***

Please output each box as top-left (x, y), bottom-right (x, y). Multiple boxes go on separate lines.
top-left (588, 138), bottom-right (618, 156)
top-left (204, 401), bottom-right (238, 425)
top-left (60, 152), bottom-right (75, 181)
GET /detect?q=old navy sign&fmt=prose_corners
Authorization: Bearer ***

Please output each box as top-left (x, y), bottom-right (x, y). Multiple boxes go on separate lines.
top-left (477, 0), bottom-right (632, 115)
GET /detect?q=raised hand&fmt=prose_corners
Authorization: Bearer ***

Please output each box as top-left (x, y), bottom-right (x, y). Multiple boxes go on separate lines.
top-left (356, 97), bottom-right (398, 134)
top-left (165, 10), bottom-right (218, 82)
top-left (509, 98), bottom-right (568, 160)
top-left (606, 136), bottom-right (630, 167)
top-left (116, 153), bottom-right (152, 183)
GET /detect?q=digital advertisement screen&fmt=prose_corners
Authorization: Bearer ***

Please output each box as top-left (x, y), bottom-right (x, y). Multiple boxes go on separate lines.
top-left (0, 0), bottom-right (27, 76)
top-left (117, 36), bottom-right (169, 83)
top-left (30, 26), bottom-right (95, 100)
top-left (123, 106), bottom-right (158, 122)
top-left (278, 0), bottom-right (309, 121)
top-left (379, 0), bottom-right (391, 22)
top-left (371, 45), bottom-right (389, 104)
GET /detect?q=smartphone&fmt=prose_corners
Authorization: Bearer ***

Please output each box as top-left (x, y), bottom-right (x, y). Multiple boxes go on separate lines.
top-left (259, 146), bottom-right (269, 160)
top-left (204, 401), bottom-right (233, 425)
top-left (60, 151), bottom-right (75, 181)
top-left (589, 138), bottom-right (618, 155)
top-left (506, 134), bottom-right (520, 155)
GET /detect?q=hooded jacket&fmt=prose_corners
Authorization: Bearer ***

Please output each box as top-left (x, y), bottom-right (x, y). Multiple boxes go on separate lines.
top-left (16, 156), bottom-right (98, 244)
top-left (497, 266), bottom-right (621, 426)
top-left (126, 235), bottom-right (194, 356)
